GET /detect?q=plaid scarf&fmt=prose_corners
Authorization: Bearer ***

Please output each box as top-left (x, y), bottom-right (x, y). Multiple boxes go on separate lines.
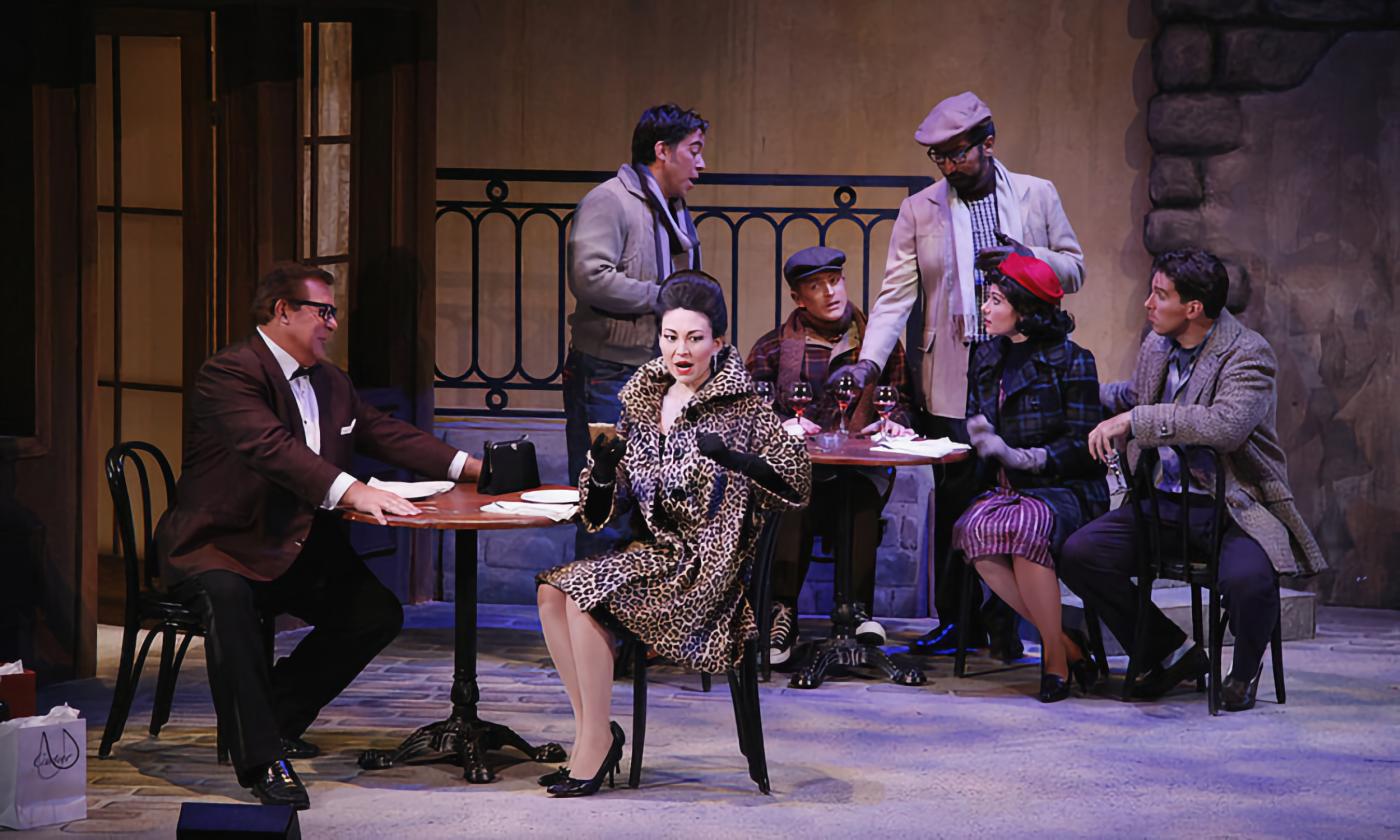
top-left (775, 304), bottom-right (877, 431)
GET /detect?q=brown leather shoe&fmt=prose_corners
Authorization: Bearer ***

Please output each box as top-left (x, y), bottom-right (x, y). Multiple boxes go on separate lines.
top-left (1221, 663), bottom-right (1264, 712)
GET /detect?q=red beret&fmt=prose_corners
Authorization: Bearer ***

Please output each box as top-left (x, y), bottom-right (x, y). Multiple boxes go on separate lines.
top-left (996, 253), bottom-right (1063, 304)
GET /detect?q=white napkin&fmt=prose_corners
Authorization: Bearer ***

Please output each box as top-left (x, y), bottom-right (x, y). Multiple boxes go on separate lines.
top-left (0, 703), bottom-right (80, 731)
top-left (367, 477), bottom-right (455, 500)
top-left (0, 660), bottom-right (23, 676)
top-left (480, 501), bottom-right (578, 522)
top-left (871, 436), bottom-right (972, 459)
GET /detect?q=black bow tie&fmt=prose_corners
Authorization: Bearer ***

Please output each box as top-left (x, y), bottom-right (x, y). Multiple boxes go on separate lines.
top-left (291, 365), bottom-right (315, 381)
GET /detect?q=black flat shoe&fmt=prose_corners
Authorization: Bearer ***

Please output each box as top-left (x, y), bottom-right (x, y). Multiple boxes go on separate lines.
top-left (1221, 663), bottom-right (1264, 712)
top-left (249, 759), bottom-right (310, 810)
top-left (537, 766), bottom-right (569, 787)
top-left (281, 736), bottom-right (321, 759)
top-left (548, 722), bottom-right (625, 798)
top-left (908, 623), bottom-right (981, 656)
top-left (1038, 673), bottom-right (1071, 703)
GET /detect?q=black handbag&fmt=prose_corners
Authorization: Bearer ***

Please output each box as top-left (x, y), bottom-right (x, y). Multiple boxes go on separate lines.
top-left (477, 435), bottom-right (541, 495)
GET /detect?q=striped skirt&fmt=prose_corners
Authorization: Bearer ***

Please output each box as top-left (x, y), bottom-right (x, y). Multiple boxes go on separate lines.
top-left (952, 486), bottom-right (1056, 568)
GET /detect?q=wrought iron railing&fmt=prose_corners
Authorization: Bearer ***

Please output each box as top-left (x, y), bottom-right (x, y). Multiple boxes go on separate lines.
top-left (435, 168), bottom-right (931, 417)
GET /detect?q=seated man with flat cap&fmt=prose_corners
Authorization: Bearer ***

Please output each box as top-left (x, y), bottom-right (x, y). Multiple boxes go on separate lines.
top-left (746, 246), bottom-right (918, 663)
top-left (156, 263), bottom-right (481, 809)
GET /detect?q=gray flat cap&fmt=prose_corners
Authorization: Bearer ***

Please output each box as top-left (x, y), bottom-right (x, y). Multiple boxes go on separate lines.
top-left (914, 91), bottom-right (993, 146)
top-left (783, 246), bottom-right (846, 284)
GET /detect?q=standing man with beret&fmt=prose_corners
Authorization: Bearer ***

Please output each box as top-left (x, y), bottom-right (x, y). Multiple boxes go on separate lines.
top-left (746, 246), bottom-right (918, 664)
top-left (837, 91), bottom-right (1087, 660)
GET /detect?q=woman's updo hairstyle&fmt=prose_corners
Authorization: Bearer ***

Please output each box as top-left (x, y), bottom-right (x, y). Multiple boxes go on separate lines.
top-left (654, 270), bottom-right (728, 338)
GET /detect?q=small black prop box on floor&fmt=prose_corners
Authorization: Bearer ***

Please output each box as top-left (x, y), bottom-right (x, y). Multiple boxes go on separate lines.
top-left (177, 802), bottom-right (301, 839)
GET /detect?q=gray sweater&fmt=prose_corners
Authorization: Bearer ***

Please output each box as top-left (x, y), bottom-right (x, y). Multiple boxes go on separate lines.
top-left (566, 165), bottom-right (699, 366)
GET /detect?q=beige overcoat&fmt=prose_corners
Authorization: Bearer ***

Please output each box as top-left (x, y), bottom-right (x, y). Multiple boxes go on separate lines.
top-left (860, 160), bottom-right (1085, 418)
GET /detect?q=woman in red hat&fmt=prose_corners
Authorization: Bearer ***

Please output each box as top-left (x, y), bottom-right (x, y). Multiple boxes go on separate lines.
top-left (951, 253), bottom-right (1109, 702)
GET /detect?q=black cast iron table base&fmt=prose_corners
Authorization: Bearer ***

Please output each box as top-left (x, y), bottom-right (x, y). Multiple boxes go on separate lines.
top-left (788, 604), bottom-right (926, 689)
top-left (357, 528), bottom-right (565, 782)
top-left (358, 679), bottom-right (565, 782)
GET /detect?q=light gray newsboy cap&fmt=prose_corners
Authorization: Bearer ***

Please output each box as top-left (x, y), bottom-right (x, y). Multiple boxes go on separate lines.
top-left (914, 91), bottom-right (993, 146)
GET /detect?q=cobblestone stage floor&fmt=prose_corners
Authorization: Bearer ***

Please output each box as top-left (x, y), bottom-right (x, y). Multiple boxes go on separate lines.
top-left (28, 604), bottom-right (1400, 838)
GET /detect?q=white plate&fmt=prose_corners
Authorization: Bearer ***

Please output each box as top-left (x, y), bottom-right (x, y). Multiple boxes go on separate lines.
top-left (520, 489), bottom-right (581, 504)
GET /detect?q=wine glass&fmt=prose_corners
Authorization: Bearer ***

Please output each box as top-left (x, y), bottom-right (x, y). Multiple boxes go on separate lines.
top-left (788, 381), bottom-right (814, 430)
top-left (835, 373), bottom-right (859, 436)
top-left (753, 379), bottom-right (774, 406)
top-left (873, 385), bottom-right (898, 441)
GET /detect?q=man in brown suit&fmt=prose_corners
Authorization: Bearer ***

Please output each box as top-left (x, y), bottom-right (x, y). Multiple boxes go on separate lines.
top-left (157, 263), bottom-right (479, 808)
top-left (1061, 249), bottom-right (1325, 711)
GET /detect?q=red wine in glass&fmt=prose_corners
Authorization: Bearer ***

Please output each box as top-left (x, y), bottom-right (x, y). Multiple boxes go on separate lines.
top-left (835, 374), bottom-right (858, 435)
top-left (874, 385), bottom-right (897, 438)
top-left (789, 381), bottom-right (814, 424)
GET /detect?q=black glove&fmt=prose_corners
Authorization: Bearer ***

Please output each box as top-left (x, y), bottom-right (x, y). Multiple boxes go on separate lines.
top-left (824, 358), bottom-right (880, 391)
top-left (696, 432), bottom-right (797, 499)
top-left (974, 231), bottom-right (1034, 274)
top-left (588, 433), bottom-right (626, 485)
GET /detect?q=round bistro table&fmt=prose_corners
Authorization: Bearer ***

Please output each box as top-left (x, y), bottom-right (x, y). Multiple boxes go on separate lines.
top-left (346, 483), bottom-right (573, 782)
top-left (792, 436), bottom-right (970, 689)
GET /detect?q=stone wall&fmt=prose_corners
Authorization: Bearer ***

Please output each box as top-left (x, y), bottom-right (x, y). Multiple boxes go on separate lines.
top-left (1145, 0), bottom-right (1400, 607)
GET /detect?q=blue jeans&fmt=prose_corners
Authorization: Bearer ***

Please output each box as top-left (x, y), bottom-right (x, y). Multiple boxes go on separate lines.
top-left (563, 349), bottom-right (637, 560)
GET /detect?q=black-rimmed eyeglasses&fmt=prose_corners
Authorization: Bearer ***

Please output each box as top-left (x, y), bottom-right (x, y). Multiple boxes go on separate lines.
top-left (287, 299), bottom-right (338, 322)
top-left (927, 136), bottom-right (987, 167)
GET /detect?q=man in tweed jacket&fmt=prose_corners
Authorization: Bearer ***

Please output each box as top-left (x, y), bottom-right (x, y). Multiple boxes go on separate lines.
top-left (1061, 249), bottom-right (1325, 712)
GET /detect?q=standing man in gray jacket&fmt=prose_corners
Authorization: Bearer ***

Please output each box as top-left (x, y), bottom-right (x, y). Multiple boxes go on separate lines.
top-left (839, 92), bottom-right (1086, 659)
top-left (1063, 249), bottom-right (1326, 711)
top-left (564, 103), bottom-right (708, 558)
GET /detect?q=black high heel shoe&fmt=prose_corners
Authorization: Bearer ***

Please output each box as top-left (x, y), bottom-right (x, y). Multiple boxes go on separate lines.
top-left (1063, 627), bottom-right (1100, 694)
top-left (548, 722), bottom-right (626, 798)
top-left (541, 722), bottom-right (624, 786)
top-left (1038, 672), bottom-right (1071, 703)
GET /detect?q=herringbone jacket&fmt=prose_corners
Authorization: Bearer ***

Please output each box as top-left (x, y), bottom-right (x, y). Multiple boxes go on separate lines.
top-left (1103, 310), bottom-right (1326, 576)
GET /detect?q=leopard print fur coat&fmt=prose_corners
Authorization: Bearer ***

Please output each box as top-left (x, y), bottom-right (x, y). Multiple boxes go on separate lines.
top-left (538, 347), bottom-right (812, 673)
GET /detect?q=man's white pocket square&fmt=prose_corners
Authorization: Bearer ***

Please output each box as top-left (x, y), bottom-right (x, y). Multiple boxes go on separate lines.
top-left (340, 419), bottom-right (356, 435)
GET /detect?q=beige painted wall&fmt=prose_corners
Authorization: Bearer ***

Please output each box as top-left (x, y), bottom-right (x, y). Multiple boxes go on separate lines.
top-left (436, 0), bottom-right (1156, 413)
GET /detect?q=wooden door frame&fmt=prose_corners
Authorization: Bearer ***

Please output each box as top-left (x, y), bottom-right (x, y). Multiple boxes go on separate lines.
top-left (93, 8), bottom-right (214, 426)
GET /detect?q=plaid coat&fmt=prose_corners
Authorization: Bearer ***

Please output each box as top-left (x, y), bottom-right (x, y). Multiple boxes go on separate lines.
top-left (968, 335), bottom-right (1109, 551)
top-left (746, 310), bottom-right (916, 432)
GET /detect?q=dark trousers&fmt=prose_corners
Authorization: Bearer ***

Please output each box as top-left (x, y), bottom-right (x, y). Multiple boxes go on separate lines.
top-left (771, 468), bottom-right (884, 612)
top-left (1059, 499), bottom-right (1279, 679)
top-left (173, 515), bottom-right (404, 784)
top-left (919, 413), bottom-right (1002, 633)
top-left (563, 348), bottom-right (636, 559)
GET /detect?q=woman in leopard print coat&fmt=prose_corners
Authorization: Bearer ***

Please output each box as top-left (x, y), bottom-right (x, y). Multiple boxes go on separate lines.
top-left (536, 271), bottom-right (811, 796)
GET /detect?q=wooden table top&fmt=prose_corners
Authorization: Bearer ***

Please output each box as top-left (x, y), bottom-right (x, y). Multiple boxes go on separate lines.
top-left (805, 435), bottom-right (971, 468)
top-left (340, 483), bottom-right (577, 530)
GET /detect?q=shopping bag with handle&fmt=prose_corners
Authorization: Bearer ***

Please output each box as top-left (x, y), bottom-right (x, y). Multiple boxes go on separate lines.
top-left (0, 704), bottom-right (87, 829)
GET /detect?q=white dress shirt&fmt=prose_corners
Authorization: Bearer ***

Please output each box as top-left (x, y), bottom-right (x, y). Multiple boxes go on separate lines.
top-left (257, 329), bottom-right (468, 509)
